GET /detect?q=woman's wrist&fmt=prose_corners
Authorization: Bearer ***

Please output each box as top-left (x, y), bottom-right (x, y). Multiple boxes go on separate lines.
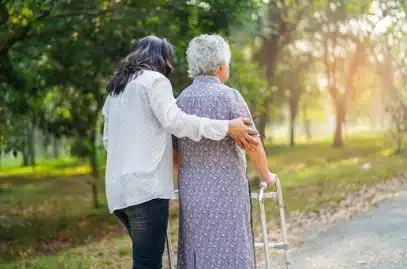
top-left (260, 171), bottom-right (270, 182)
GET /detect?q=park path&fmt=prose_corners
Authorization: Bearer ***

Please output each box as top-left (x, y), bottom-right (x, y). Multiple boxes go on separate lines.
top-left (265, 187), bottom-right (407, 269)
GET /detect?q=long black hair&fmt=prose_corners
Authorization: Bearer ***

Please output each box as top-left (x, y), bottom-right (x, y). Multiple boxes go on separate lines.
top-left (106, 36), bottom-right (174, 95)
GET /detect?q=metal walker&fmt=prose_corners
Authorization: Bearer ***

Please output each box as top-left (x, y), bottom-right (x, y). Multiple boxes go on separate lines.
top-left (165, 176), bottom-right (290, 269)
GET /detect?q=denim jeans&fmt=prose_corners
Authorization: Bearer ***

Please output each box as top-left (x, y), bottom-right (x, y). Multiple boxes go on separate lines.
top-left (114, 199), bottom-right (169, 269)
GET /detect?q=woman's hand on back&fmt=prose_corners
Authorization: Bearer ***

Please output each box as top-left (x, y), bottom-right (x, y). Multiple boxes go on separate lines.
top-left (228, 118), bottom-right (259, 149)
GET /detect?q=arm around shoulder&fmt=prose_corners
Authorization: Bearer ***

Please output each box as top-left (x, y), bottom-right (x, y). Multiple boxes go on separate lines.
top-left (146, 74), bottom-right (228, 141)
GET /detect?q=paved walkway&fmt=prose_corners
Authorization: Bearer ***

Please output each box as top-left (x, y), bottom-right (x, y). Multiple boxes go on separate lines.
top-left (266, 189), bottom-right (407, 269)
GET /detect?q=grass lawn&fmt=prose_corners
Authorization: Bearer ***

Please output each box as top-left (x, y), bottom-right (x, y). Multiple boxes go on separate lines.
top-left (1, 132), bottom-right (406, 268)
top-left (1, 237), bottom-right (133, 269)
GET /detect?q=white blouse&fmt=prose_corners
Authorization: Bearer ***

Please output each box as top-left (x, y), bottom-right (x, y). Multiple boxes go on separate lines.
top-left (102, 70), bottom-right (228, 212)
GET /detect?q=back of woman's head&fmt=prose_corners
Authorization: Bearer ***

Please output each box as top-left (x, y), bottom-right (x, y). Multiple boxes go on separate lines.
top-left (186, 34), bottom-right (231, 78)
top-left (106, 36), bottom-right (174, 95)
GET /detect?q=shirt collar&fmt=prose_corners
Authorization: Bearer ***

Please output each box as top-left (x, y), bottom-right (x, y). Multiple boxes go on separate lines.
top-left (193, 75), bottom-right (221, 84)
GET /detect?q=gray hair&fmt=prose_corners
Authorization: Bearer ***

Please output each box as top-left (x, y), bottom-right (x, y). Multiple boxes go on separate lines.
top-left (186, 34), bottom-right (231, 78)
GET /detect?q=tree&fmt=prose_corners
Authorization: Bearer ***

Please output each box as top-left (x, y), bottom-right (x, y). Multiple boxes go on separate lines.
top-left (273, 47), bottom-right (313, 146)
top-left (2, 1), bottom-right (259, 207)
top-left (299, 88), bottom-right (324, 141)
top-left (368, 0), bottom-right (407, 153)
top-left (256, 0), bottom-right (321, 141)
top-left (227, 34), bottom-right (268, 130)
top-left (309, 0), bottom-right (373, 147)
top-left (1, 1), bottom-right (128, 167)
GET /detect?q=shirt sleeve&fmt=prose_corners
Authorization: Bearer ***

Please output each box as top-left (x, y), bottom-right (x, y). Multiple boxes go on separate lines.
top-left (102, 97), bottom-right (109, 151)
top-left (146, 75), bottom-right (228, 141)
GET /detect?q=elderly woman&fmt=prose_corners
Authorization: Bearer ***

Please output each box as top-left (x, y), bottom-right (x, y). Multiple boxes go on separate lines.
top-left (174, 34), bottom-right (277, 269)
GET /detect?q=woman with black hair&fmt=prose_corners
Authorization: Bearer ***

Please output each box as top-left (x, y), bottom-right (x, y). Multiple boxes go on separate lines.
top-left (102, 36), bottom-right (258, 269)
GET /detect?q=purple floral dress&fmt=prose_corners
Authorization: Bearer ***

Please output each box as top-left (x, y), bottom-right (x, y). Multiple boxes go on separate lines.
top-left (174, 75), bottom-right (255, 269)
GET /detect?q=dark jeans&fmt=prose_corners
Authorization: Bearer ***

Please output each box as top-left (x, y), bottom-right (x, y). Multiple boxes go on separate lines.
top-left (114, 199), bottom-right (169, 269)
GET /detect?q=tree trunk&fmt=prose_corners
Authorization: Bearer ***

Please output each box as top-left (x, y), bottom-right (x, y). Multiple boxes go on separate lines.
top-left (53, 137), bottom-right (60, 159)
top-left (89, 131), bottom-right (100, 209)
top-left (289, 94), bottom-right (299, 147)
top-left (302, 103), bottom-right (312, 140)
top-left (333, 101), bottom-right (345, 148)
top-left (22, 148), bottom-right (29, 166)
top-left (256, 88), bottom-right (273, 144)
top-left (258, 113), bottom-right (268, 144)
top-left (289, 105), bottom-right (295, 147)
top-left (257, 9), bottom-right (284, 145)
top-left (22, 128), bottom-right (29, 167)
top-left (396, 135), bottom-right (402, 154)
top-left (28, 125), bottom-right (36, 167)
top-left (289, 117), bottom-right (295, 147)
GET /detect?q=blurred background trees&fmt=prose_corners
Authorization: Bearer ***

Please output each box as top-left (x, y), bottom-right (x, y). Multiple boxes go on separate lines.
top-left (1, 1), bottom-right (407, 266)
top-left (1, 0), bottom-right (406, 204)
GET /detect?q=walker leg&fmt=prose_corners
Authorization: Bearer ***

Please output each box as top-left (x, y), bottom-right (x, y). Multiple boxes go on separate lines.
top-left (275, 178), bottom-right (290, 268)
top-left (259, 183), bottom-right (272, 269)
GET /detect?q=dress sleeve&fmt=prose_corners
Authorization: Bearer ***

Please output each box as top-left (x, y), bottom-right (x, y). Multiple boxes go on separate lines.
top-left (228, 90), bottom-right (258, 134)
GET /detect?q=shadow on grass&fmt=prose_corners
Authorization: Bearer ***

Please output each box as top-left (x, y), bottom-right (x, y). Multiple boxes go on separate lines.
top-left (0, 175), bottom-right (61, 187)
top-left (0, 207), bottom-right (122, 263)
top-left (0, 175), bottom-right (118, 263)
top-left (0, 169), bottom-right (105, 188)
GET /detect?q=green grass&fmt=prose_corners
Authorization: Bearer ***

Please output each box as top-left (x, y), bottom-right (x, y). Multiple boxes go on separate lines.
top-left (0, 157), bottom-right (22, 171)
top-left (0, 151), bottom-right (107, 177)
top-left (262, 133), bottom-right (406, 213)
top-left (0, 174), bottom-right (119, 263)
top-left (1, 132), bottom-right (406, 268)
top-left (1, 237), bottom-right (133, 269)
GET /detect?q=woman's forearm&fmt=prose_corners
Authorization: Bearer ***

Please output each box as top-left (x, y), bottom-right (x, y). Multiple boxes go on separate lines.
top-left (247, 137), bottom-right (270, 181)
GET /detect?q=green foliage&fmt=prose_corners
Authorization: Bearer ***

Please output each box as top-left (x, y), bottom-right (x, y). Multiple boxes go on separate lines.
top-left (1, 0), bottom-right (260, 209)
top-left (1, 0), bottom-right (258, 146)
top-left (70, 139), bottom-right (92, 158)
top-left (366, 0), bottom-right (407, 152)
top-left (1, 116), bottom-right (26, 157)
top-left (345, 0), bottom-right (372, 16)
top-left (228, 43), bottom-right (267, 117)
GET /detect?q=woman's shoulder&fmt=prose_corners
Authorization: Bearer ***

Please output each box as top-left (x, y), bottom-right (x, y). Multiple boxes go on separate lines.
top-left (141, 70), bottom-right (166, 79)
top-left (131, 70), bottom-right (170, 88)
top-left (221, 85), bottom-right (244, 102)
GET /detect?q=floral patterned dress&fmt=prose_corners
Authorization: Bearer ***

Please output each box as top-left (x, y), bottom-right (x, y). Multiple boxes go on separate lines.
top-left (174, 75), bottom-right (255, 269)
